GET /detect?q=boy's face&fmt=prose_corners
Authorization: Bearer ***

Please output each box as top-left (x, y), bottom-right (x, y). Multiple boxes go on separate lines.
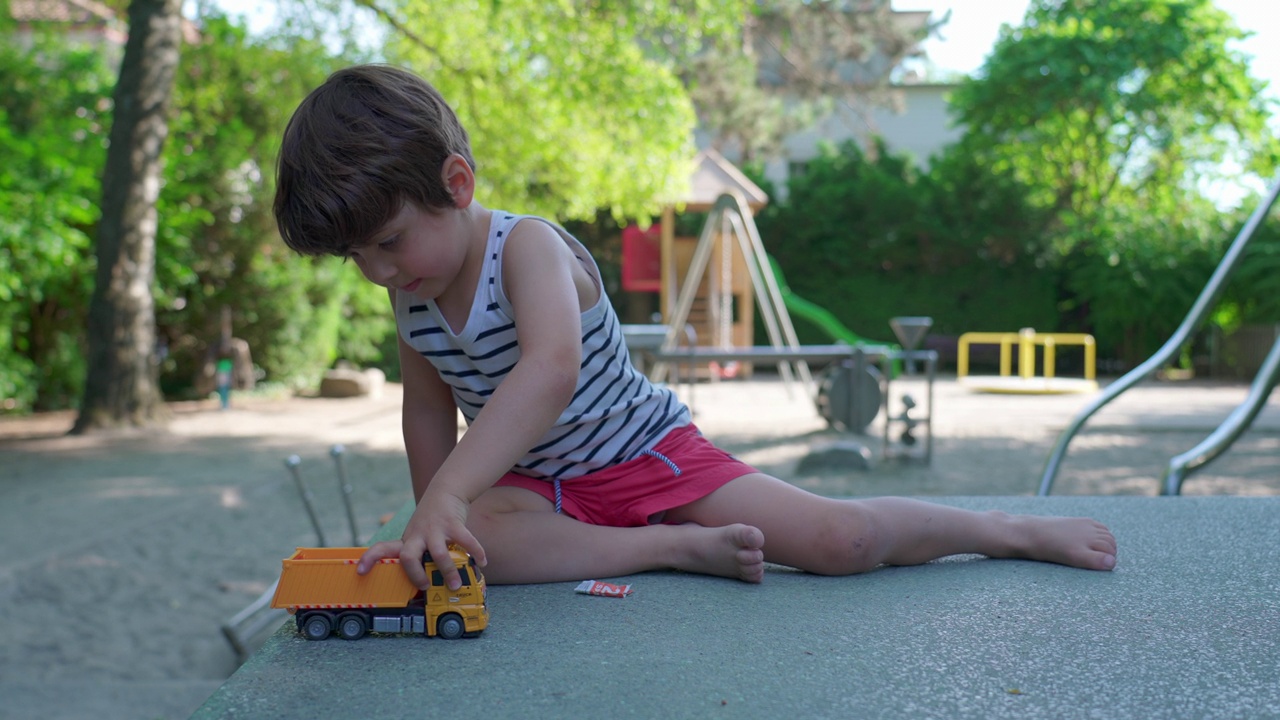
top-left (347, 202), bottom-right (471, 299)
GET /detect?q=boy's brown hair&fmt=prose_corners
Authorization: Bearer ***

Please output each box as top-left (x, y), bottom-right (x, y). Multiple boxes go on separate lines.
top-left (274, 64), bottom-right (476, 256)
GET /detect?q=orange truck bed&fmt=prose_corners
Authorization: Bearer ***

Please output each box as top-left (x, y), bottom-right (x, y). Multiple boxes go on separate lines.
top-left (271, 547), bottom-right (420, 609)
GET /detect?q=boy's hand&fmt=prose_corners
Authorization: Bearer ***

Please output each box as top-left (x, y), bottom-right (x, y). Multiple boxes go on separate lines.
top-left (358, 488), bottom-right (486, 591)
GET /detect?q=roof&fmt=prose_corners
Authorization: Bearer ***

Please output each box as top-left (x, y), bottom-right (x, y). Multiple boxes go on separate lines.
top-left (683, 147), bottom-right (770, 212)
top-left (10, 0), bottom-right (117, 24)
top-left (10, 0), bottom-right (200, 44)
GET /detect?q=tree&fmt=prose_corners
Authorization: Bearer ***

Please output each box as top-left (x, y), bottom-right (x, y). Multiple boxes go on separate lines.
top-left (0, 19), bottom-right (116, 412)
top-left (689, 0), bottom-right (936, 161)
top-left (152, 13), bottom-right (390, 395)
top-left (755, 139), bottom-right (1058, 343)
top-left (946, 0), bottom-right (1280, 363)
top-left (347, 0), bottom-right (743, 222)
top-left (949, 0), bottom-right (1278, 250)
top-left (73, 0), bottom-right (183, 433)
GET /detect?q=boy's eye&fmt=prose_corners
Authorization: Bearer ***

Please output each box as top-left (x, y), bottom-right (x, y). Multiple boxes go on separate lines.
top-left (378, 235), bottom-right (399, 250)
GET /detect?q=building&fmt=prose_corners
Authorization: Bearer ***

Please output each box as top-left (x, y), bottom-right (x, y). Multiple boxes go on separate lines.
top-left (9, 0), bottom-right (201, 47)
top-left (9, 0), bottom-right (127, 45)
top-left (701, 7), bottom-right (961, 200)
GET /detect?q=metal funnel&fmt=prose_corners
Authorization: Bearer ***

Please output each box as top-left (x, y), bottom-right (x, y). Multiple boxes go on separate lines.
top-left (889, 316), bottom-right (933, 351)
top-left (890, 317), bottom-right (932, 375)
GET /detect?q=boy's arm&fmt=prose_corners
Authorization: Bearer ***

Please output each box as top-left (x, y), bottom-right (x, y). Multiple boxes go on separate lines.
top-left (367, 222), bottom-right (588, 590)
top-left (435, 219), bottom-right (586, 489)
top-left (358, 295), bottom-right (464, 585)
top-left (398, 327), bottom-right (458, 505)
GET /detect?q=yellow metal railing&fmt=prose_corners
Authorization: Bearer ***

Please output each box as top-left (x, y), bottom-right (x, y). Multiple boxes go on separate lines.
top-left (957, 328), bottom-right (1096, 381)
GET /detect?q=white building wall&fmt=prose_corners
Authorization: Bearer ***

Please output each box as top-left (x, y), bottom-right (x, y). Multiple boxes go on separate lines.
top-left (763, 84), bottom-right (962, 198)
top-left (698, 83), bottom-right (963, 202)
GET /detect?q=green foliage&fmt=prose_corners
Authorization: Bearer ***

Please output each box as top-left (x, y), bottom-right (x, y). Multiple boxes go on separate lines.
top-left (687, 0), bottom-right (935, 161)
top-left (1061, 190), bottom-right (1228, 360)
top-left (1, 2), bottom-right (745, 412)
top-left (155, 12), bottom-right (393, 394)
top-left (950, 0), bottom-right (1278, 244)
top-left (367, 0), bottom-right (745, 223)
top-left (0, 12), bottom-right (394, 412)
top-left (1219, 204), bottom-right (1280, 327)
top-left (755, 140), bottom-right (1058, 346)
top-left (946, 0), bottom-right (1280, 363)
top-left (0, 26), bottom-right (114, 411)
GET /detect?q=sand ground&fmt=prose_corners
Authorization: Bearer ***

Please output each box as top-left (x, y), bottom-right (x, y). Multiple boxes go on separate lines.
top-left (1, 374), bottom-right (1277, 720)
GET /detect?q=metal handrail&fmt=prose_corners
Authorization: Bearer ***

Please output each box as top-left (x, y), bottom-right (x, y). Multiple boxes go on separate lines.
top-left (1038, 177), bottom-right (1280, 495)
top-left (1161, 334), bottom-right (1280, 495)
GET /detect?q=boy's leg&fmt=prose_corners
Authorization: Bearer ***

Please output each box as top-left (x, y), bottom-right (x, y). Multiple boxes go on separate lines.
top-left (665, 473), bottom-right (1117, 574)
top-left (466, 486), bottom-right (767, 584)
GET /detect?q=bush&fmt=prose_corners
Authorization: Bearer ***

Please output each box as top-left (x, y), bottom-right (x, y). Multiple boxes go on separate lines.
top-left (754, 139), bottom-right (1058, 349)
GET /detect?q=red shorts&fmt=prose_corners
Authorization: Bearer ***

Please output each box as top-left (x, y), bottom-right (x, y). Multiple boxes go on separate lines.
top-left (492, 424), bottom-right (758, 527)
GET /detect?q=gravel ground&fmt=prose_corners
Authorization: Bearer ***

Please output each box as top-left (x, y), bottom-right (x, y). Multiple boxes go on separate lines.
top-left (1, 374), bottom-right (1276, 720)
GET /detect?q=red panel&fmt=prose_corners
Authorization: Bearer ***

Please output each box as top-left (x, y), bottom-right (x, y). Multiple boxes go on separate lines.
top-left (621, 224), bottom-right (662, 292)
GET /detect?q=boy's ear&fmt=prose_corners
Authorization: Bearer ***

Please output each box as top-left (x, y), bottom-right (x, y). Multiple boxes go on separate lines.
top-left (442, 154), bottom-right (475, 209)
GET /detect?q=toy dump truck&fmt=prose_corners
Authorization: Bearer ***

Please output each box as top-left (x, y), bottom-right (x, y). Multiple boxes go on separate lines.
top-left (270, 546), bottom-right (488, 640)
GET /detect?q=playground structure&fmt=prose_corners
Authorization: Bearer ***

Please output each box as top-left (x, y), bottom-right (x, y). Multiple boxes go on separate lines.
top-left (1039, 177), bottom-right (1280, 496)
top-left (621, 152), bottom-right (937, 462)
top-left (956, 328), bottom-right (1098, 394)
top-left (624, 149), bottom-right (892, 381)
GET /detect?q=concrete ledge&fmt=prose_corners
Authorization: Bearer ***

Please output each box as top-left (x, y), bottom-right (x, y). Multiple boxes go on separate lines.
top-left (195, 496), bottom-right (1280, 719)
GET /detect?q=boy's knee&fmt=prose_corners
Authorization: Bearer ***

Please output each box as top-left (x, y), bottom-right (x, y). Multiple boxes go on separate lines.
top-left (468, 487), bottom-right (549, 531)
top-left (810, 501), bottom-right (883, 575)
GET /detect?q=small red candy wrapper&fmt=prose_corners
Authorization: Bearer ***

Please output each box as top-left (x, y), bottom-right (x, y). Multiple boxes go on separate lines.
top-left (574, 580), bottom-right (633, 598)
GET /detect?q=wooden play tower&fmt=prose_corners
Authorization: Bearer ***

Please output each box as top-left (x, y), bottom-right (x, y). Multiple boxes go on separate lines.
top-left (624, 148), bottom-right (810, 389)
top-left (655, 149), bottom-right (770, 379)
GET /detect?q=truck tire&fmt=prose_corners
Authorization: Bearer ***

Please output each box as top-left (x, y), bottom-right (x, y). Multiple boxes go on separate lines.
top-left (337, 613), bottom-right (367, 641)
top-left (436, 613), bottom-right (465, 640)
top-left (302, 613), bottom-right (332, 641)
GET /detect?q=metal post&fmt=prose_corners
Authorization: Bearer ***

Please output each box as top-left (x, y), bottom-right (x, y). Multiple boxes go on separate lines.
top-left (284, 455), bottom-right (327, 547)
top-left (1039, 176), bottom-right (1280, 495)
top-left (330, 445), bottom-right (360, 545)
top-left (924, 351), bottom-right (936, 465)
top-left (1161, 334), bottom-right (1280, 495)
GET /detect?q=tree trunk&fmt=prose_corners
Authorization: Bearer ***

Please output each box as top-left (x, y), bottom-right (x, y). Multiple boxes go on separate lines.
top-left (72, 0), bottom-right (182, 434)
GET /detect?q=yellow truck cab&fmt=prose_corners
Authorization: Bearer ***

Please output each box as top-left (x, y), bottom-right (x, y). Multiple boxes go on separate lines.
top-left (270, 546), bottom-right (488, 640)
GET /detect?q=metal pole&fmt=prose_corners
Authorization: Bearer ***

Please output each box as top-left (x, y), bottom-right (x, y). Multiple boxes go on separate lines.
top-left (727, 211), bottom-right (799, 387)
top-left (924, 351), bottom-right (936, 465)
top-left (1038, 176), bottom-right (1280, 495)
top-left (330, 444), bottom-right (360, 545)
top-left (652, 201), bottom-right (721, 383)
top-left (284, 455), bottom-right (327, 547)
top-left (1161, 334), bottom-right (1280, 495)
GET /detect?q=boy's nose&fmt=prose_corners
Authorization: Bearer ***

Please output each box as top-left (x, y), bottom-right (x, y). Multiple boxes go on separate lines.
top-left (362, 256), bottom-right (397, 284)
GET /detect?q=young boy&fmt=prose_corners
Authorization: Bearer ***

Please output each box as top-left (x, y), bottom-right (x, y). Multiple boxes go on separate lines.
top-left (274, 64), bottom-right (1117, 591)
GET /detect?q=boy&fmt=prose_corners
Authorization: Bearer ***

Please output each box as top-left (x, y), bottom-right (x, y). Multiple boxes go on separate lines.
top-left (274, 64), bottom-right (1117, 591)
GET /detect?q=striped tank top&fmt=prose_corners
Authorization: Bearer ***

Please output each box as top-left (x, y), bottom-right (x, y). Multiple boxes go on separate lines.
top-left (394, 212), bottom-right (691, 481)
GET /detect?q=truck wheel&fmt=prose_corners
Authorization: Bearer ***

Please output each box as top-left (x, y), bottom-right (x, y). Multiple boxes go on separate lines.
top-left (302, 613), bottom-right (332, 641)
top-left (436, 613), bottom-right (465, 640)
top-left (337, 613), bottom-right (367, 641)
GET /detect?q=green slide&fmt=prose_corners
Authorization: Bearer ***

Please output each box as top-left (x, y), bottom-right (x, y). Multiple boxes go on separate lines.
top-left (766, 255), bottom-right (894, 348)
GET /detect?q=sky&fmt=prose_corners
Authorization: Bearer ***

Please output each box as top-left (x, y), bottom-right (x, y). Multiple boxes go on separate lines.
top-left (892, 0), bottom-right (1280, 98)
top-left (211, 1), bottom-right (1280, 96)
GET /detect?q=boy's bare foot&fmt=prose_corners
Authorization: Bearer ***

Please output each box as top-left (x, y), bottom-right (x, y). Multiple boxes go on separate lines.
top-left (1009, 515), bottom-right (1118, 571)
top-left (673, 523), bottom-right (766, 583)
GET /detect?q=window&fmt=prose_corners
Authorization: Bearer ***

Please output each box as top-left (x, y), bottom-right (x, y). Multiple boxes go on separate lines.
top-left (430, 568), bottom-right (471, 587)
